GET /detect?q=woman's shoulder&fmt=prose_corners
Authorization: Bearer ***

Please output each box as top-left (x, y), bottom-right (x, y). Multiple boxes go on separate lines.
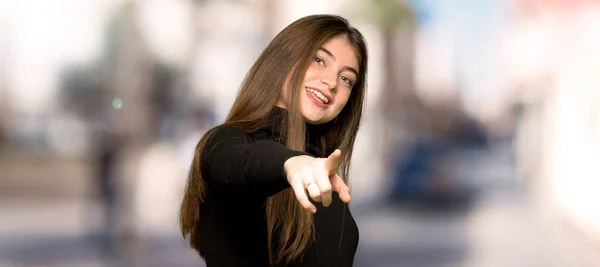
top-left (209, 124), bottom-right (247, 137)
top-left (202, 121), bottom-right (277, 151)
top-left (200, 124), bottom-right (251, 158)
top-left (202, 124), bottom-right (254, 146)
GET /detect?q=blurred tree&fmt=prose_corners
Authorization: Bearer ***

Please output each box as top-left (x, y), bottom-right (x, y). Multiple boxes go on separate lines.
top-left (104, 3), bottom-right (155, 263)
top-left (345, 0), bottom-right (418, 169)
top-left (57, 1), bottom-right (156, 262)
top-left (0, 29), bottom-right (10, 150)
top-left (79, 1), bottom-right (156, 262)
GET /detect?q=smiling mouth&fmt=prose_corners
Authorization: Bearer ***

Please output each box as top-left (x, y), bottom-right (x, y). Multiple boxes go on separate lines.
top-left (305, 87), bottom-right (330, 104)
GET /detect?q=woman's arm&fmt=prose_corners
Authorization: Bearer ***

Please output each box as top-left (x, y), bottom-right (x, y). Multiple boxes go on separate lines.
top-left (201, 125), bottom-right (306, 197)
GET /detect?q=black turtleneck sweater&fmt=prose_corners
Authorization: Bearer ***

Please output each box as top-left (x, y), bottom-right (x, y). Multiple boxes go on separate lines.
top-left (196, 107), bottom-right (359, 267)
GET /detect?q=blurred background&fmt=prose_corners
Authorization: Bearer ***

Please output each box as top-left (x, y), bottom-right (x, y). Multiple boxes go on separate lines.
top-left (1, 0), bottom-right (600, 266)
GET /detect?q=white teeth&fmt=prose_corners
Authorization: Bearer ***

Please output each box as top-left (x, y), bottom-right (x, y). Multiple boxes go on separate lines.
top-left (305, 88), bottom-right (330, 104)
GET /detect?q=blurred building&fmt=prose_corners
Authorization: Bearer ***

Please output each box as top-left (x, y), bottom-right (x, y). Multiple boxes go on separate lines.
top-left (504, 0), bottom-right (600, 245)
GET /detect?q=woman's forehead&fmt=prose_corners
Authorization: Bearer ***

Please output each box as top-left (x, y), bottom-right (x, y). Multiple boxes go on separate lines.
top-left (319, 36), bottom-right (360, 71)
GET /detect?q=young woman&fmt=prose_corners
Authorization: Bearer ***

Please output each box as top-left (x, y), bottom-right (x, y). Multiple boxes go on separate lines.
top-left (180, 14), bottom-right (368, 267)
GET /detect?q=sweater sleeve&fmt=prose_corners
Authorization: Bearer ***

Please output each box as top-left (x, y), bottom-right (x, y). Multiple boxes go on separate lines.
top-left (201, 125), bottom-right (307, 197)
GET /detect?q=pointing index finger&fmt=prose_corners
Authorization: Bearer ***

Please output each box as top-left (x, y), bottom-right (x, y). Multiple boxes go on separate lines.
top-left (325, 149), bottom-right (342, 176)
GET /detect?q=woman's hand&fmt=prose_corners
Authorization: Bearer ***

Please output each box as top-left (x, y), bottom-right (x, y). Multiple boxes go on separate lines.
top-left (283, 149), bottom-right (351, 213)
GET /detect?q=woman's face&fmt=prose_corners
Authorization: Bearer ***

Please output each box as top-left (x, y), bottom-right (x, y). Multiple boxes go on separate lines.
top-left (278, 35), bottom-right (359, 125)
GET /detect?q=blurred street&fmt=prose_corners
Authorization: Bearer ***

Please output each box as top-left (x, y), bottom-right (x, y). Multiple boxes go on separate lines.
top-left (2, 142), bottom-right (600, 267)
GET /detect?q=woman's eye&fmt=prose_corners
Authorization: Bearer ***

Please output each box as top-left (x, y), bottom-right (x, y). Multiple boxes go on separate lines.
top-left (314, 57), bottom-right (324, 65)
top-left (341, 76), bottom-right (354, 86)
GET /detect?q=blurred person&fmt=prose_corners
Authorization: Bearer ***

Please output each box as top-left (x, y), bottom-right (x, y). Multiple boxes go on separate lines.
top-left (58, 65), bottom-right (121, 258)
top-left (91, 125), bottom-right (122, 259)
top-left (179, 14), bottom-right (368, 267)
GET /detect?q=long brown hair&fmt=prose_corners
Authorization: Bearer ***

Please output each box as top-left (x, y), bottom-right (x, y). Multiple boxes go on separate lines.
top-left (180, 14), bottom-right (368, 265)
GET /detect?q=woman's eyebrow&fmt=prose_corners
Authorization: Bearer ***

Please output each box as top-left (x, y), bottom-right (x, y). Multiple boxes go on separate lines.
top-left (318, 47), bottom-right (358, 76)
top-left (318, 47), bottom-right (335, 60)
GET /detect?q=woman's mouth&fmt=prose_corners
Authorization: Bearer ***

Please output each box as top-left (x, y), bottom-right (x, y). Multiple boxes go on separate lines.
top-left (305, 87), bottom-right (330, 106)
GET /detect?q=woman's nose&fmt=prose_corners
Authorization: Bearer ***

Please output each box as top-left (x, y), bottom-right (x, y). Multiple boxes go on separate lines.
top-left (319, 71), bottom-right (337, 90)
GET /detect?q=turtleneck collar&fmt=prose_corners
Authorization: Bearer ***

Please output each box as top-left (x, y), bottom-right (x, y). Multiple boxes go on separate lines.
top-left (264, 106), bottom-right (327, 156)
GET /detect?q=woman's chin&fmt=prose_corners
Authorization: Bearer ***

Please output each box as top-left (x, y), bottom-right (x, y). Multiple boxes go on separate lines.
top-left (302, 113), bottom-right (333, 125)
top-left (301, 111), bottom-right (324, 124)
top-left (299, 102), bottom-right (333, 124)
